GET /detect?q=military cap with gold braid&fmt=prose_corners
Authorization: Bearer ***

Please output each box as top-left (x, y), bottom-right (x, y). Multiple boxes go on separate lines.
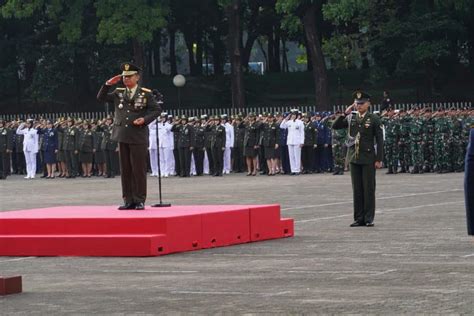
top-left (120, 62), bottom-right (142, 76)
top-left (353, 91), bottom-right (371, 104)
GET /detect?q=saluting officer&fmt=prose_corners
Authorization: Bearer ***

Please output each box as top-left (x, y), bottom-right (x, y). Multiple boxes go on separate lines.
top-left (0, 119), bottom-right (13, 180)
top-left (261, 113), bottom-right (280, 176)
top-left (97, 62), bottom-right (161, 210)
top-left (172, 115), bottom-right (195, 177)
top-left (332, 91), bottom-right (384, 227)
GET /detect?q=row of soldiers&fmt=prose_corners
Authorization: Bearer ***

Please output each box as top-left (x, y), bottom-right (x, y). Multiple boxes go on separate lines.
top-left (1, 107), bottom-right (473, 179)
top-left (0, 117), bottom-right (120, 179)
top-left (381, 107), bottom-right (473, 174)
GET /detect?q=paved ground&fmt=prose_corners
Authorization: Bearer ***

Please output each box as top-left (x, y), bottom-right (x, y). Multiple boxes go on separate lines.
top-left (0, 171), bottom-right (473, 314)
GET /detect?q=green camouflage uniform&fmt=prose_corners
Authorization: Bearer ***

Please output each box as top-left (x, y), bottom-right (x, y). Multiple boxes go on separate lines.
top-left (422, 116), bottom-right (435, 172)
top-left (434, 115), bottom-right (451, 172)
top-left (328, 118), bottom-right (347, 174)
top-left (409, 115), bottom-right (424, 173)
top-left (450, 115), bottom-right (464, 172)
top-left (398, 115), bottom-right (411, 172)
top-left (383, 116), bottom-right (400, 173)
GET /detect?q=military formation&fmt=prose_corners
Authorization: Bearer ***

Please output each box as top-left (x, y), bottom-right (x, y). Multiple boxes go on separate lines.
top-left (381, 107), bottom-right (474, 174)
top-left (0, 107), bottom-right (472, 180)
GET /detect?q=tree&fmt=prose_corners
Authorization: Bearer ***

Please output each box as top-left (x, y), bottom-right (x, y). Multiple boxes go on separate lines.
top-left (277, 0), bottom-right (330, 109)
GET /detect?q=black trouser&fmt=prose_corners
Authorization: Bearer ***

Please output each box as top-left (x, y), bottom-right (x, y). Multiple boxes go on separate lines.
top-left (313, 146), bottom-right (324, 172)
top-left (211, 146), bottom-right (224, 176)
top-left (105, 150), bottom-right (118, 177)
top-left (350, 162), bottom-right (376, 224)
top-left (119, 142), bottom-right (148, 204)
top-left (65, 150), bottom-right (79, 176)
top-left (173, 148), bottom-right (180, 176)
top-left (259, 146), bottom-right (267, 173)
top-left (193, 147), bottom-right (205, 175)
top-left (0, 152), bottom-right (8, 179)
top-left (206, 146), bottom-right (214, 175)
top-left (178, 147), bottom-right (192, 177)
top-left (232, 146), bottom-right (244, 172)
top-left (280, 144), bottom-right (290, 174)
top-left (302, 145), bottom-right (314, 172)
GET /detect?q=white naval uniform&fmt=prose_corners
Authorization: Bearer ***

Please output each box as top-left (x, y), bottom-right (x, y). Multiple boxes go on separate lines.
top-left (280, 119), bottom-right (305, 173)
top-left (158, 120), bottom-right (174, 177)
top-left (16, 125), bottom-right (39, 179)
top-left (148, 120), bottom-right (159, 176)
top-left (223, 122), bottom-right (234, 174)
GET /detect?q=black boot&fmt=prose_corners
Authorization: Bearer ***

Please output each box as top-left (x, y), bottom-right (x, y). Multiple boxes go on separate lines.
top-left (386, 166), bottom-right (393, 174)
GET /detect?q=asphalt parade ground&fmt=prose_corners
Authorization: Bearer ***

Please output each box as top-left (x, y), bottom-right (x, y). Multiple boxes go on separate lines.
top-left (0, 171), bottom-right (472, 314)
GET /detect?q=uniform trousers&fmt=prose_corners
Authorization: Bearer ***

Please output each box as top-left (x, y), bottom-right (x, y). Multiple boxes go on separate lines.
top-left (24, 151), bottom-right (37, 178)
top-left (287, 144), bottom-right (302, 173)
top-left (105, 150), bottom-right (118, 177)
top-left (223, 147), bottom-right (232, 173)
top-left (178, 147), bottom-right (192, 177)
top-left (206, 147), bottom-right (214, 174)
top-left (119, 142), bottom-right (148, 204)
top-left (232, 147), bottom-right (244, 172)
top-left (203, 151), bottom-right (210, 174)
top-left (212, 146), bottom-right (224, 176)
top-left (350, 162), bottom-right (376, 224)
top-left (159, 147), bottom-right (173, 177)
top-left (0, 152), bottom-right (8, 178)
top-left (149, 148), bottom-right (159, 176)
top-left (65, 150), bottom-right (78, 176)
top-left (193, 148), bottom-right (205, 175)
top-left (301, 145), bottom-right (314, 172)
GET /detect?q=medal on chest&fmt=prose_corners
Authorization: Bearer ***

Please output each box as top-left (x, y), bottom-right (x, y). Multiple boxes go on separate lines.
top-left (117, 92), bottom-right (124, 109)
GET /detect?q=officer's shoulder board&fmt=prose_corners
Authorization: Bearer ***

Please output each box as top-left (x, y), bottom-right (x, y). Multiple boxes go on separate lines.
top-left (141, 87), bottom-right (152, 93)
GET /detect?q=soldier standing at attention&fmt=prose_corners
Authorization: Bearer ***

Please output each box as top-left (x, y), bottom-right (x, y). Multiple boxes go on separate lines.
top-left (192, 117), bottom-right (206, 176)
top-left (0, 119), bottom-right (13, 180)
top-left (409, 108), bottom-right (425, 174)
top-left (97, 62), bottom-right (161, 210)
top-left (101, 116), bottom-right (119, 178)
top-left (172, 115), bottom-right (195, 177)
top-left (383, 109), bottom-right (400, 174)
top-left (301, 113), bottom-right (317, 174)
top-left (332, 91), bottom-right (384, 227)
top-left (261, 113), bottom-right (280, 176)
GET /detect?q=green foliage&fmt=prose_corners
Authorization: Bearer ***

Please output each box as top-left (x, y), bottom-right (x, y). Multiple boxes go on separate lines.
top-left (322, 34), bottom-right (361, 69)
top-left (95, 0), bottom-right (168, 44)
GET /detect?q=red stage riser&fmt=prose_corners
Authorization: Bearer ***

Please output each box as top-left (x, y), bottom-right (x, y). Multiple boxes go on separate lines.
top-left (0, 205), bottom-right (294, 257)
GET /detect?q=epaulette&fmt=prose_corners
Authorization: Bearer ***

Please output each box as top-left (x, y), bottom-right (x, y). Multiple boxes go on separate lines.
top-left (115, 87), bottom-right (125, 91)
top-left (141, 87), bottom-right (152, 93)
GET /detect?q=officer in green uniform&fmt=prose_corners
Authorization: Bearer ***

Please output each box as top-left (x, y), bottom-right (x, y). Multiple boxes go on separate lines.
top-left (332, 91), bottom-right (384, 227)
top-left (192, 117), bottom-right (206, 176)
top-left (0, 119), bottom-right (13, 179)
top-left (261, 113), bottom-right (281, 176)
top-left (210, 115), bottom-right (226, 177)
top-left (301, 113), bottom-right (317, 174)
top-left (398, 110), bottom-right (411, 173)
top-left (172, 115), bottom-right (195, 177)
top-left (97, 62), bottom-right (161, 210)
top-left (232, 115), bottom-right (246, 173)
top-left (62, 118), bottom-right (80, 178)
top-left (382, 109), bottom-right (400, 174)
top-left (101, 116), bottom-right (119, 178)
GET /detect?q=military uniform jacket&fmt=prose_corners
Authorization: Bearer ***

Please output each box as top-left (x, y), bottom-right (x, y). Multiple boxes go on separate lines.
top-left (172, 124), bottom-right (196, 148)
top-left (234, 123), bottom-right (246, 148)
top-left (333, 112), bottom-right (384, 165)
top-left (38, 128), bottom-right (58, 152)
top-left (193, 126), bottom-right (206, 148)
top-left (14, 133), bottom-right (24, 153)
top-left (61, 126), bottom-right (80, 151)
top-left (78, 129), bottom-right (95, 152)
top-left (0, 127), bottom-right (13, 153)
top-left (244, 122), bottom-right (263, 147)
top-left (211, 124), bottom-right (226, 148)
top-left (261, 122), bottom-right (280, 147)
top-left (303, 122), bottom-right (317, 146)
top-left (101, 125), bottom-right (118, 151)
top-left (97, 84), bottom-right (161, 145)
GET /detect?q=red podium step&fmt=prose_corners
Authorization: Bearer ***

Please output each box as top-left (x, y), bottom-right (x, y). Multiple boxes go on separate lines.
top-left (0, 205), bottom-right (293, 257)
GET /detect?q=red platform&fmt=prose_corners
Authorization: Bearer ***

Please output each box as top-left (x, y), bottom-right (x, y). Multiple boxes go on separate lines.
top-left (0, 205), bottom-right (293, 257)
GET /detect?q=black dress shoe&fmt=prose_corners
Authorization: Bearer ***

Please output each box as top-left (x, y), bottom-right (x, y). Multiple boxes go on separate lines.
top-left (118, 203), bottom-right (136, 210)
top-left (135, 202), bottom-right (145, 210)
top-left (366, 222), bottom-right (375, 227)
top-left (350, 221), bottom-right (365, 227)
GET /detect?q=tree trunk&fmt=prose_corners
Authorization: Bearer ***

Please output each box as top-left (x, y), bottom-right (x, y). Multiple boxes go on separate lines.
top-left (183, 31), bottom-right (197, 76)
top-left (169, 28), bottom-right (178, 76)
top-left (302, 4), bottom-right (329, 110)
top-left (282, 39), bottom-right (289, 72)
top-left (242, 33), bottom-right (257, 72)
top-left (152, 31), bottom-right (162, 76)
top-left (227, 0), bottom-right (245, 108)
top-left (196, 33), bottom-right (203, 76)
top-left (273, 26), bottom-right (281, 72)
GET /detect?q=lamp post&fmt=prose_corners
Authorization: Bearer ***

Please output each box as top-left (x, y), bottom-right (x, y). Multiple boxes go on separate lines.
top-left (173, 74), bottom-right (186, 111)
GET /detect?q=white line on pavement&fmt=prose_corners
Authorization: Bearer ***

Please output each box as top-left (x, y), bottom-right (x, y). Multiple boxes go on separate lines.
top-left (282, 189), bottom-right (462, 212)
top-left (296, 201), bottom-right (464, 223)
top-left (0, 257), bottom-right (36, 263)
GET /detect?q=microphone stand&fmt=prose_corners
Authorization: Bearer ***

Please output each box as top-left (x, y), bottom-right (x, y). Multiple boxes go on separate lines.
top-left (152, 118), bottom-right (171, 208)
